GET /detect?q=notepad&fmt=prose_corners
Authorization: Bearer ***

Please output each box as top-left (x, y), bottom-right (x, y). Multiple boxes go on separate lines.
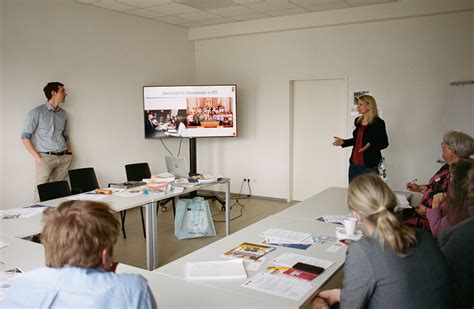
top-left (185, 259), bottom-right (247, 280)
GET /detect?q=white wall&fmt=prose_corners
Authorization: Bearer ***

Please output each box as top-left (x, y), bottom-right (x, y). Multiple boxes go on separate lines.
top-left (1, 0), bottom-right (194, 209)
top-left (0, 0), bottom-right (4, 203)
top-left (193, 8), bottom-right (473, 199)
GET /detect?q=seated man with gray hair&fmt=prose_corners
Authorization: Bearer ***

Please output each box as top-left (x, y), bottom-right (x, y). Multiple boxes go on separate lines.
top-left (4, 200), bottom-right (157, 308)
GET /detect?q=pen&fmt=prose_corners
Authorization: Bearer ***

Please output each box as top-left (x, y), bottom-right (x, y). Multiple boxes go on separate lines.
top-left (408, 178), bottom-right (417, 184)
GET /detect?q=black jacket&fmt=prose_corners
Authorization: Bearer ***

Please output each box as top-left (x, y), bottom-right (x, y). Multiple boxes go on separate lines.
top-left (342, 116), bottom-right (389, 168)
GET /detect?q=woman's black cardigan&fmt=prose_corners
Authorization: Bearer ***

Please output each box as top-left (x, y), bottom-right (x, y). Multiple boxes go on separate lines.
top-left (342, 116), bottom-right (389, 168)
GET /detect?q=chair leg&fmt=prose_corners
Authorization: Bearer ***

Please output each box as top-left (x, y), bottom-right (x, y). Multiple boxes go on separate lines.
top-left (140, 207), bottom-right (146, 238)
top-left (120, 210), bottom-right (127, 239)
top-left (172, 199), bottom-right (176, 217)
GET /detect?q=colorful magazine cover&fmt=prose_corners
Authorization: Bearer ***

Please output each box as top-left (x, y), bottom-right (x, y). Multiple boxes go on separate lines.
top-left (224, 242), bottom-right (275, 261)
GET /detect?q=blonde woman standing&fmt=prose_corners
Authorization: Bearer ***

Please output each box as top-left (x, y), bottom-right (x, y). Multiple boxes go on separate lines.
top-left (312, 174), bottom-right (450, 309)
top-left (333, 95), bottom-right (388, 182)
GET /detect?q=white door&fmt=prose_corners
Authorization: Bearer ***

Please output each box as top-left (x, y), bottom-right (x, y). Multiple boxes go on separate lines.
top-left (291, 78), bottom-right (347, 201)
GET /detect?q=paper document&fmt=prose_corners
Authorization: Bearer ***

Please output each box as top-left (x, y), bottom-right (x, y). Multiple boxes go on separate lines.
top-left (114, 188), bottom-right (144, 198)
top-left (271, 253), bottom-right (334, 269)
top-left (261, 228), bottom-right (313, 244)
top-left (185, 259), bottom-right (247, 280)
top-left (316, 215), bottom-right (346, 225)
top-left (242, 272), bottom-right (315, 300)
top-left (0, 206), bottom-right (47, 220)
top-left (396, 194), bottom-right (412, 209)
top-left (66, 193), bottom-right (107, 201)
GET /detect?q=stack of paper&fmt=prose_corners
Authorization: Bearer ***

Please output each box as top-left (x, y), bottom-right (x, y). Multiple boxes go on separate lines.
top-left (66, 193), bottom-right (107, 201)
top-left (185, 259), bottom-right (247, 280)
top-left (150, 172), bottom-right (176, 183)
top-left (0, 206), bottom-right (48, 220)
top-left (242, 272), bottom-right (316, 301)
top-left (224, 243), bottom-right (275, 261)
top-left (261, 228), bottom-right (314, 249)
top-left (396, 194), bottom-right (411, 209)
top-left (315, 215), bottom-right (346, 225)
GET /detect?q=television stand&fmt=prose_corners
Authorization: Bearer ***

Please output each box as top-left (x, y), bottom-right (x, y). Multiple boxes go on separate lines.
top-left (188, 137), bottom-right (227, 210)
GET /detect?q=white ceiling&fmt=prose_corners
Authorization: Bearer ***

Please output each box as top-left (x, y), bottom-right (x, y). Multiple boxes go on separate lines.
top-left (75, 0), bottom-right (397, 28)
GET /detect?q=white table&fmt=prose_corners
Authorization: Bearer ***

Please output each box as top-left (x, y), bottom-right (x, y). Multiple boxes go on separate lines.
top-left (276, 187), bottom-right (349, 221)
top-left (0, 234), bottom-right (281, 308)
top-left (0, 178), bottom-right (231, 270)
top-left (154, 214), bottom-right (347, 308)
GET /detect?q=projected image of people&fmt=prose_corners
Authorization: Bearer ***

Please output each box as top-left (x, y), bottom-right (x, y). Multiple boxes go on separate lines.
top-left (144, 110), bottom-right (186, 138)
top-left (186, 97), bottom-right (233, 129)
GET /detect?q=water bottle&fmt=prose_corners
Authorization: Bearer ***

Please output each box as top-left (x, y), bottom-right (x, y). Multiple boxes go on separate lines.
top-left (378, 157), bottom-right (388, 182)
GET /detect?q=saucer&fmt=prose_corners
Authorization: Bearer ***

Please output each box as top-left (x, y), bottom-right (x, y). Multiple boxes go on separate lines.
top-left (335, 227), bottom-right (364, 241)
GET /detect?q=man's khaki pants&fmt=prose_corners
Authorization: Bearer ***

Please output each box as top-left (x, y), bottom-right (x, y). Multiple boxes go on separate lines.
top-left (34, 153), bottom-right (73, 202)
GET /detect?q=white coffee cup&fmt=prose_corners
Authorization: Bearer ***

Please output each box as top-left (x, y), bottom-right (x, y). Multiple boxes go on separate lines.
top-left (343, 217), bottom-right (358, 236)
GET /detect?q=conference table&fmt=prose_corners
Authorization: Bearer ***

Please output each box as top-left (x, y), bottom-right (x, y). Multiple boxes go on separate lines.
top-left (154, 188), bottom-right (351, 308)
top-left (0, 233), bottom-right (286, 308)
top-left (277, 187), bottom-right (349, 221)
top-left (1, 187), bottom-right (354, 308)
top-left (0, 179), bottom-right (231, 270)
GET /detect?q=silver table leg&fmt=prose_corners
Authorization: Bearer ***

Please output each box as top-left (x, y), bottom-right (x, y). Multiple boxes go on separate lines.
top-left (145, 202), bottom-right (158, 270)
top-left (225, 180), bottom-right (230, 236)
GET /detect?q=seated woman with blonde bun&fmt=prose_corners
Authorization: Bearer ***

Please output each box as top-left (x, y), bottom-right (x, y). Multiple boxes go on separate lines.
top-left (3, 200), bottom-right (157, 308)
top-left (312, 174), bottom-right (450, 309)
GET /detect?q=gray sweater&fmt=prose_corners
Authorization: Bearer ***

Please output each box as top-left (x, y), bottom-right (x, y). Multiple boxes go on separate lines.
top-left (438, 206), bottom-right (474, 309)
top-left (340, 229), bottom-right (450, 309)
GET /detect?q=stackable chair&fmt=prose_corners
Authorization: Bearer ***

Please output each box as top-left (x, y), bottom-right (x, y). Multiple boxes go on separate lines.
top-left (124, 163), bottom-right (150, 238)
top-left (68, 167), bottom-right (99, 195)
top-left (37, 180), bottom-right (72, 202)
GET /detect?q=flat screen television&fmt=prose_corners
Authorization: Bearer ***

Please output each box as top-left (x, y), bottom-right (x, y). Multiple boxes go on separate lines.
top-left (143, 84), bottom-right (237, 139)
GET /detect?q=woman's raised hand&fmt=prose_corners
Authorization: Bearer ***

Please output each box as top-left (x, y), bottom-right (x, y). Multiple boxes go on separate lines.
top-left (333, 137), bottom-right (344, 147)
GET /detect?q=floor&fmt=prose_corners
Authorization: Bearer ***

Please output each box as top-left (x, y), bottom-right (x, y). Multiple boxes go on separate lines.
top-left (113, 194), bottom-right (296, 269)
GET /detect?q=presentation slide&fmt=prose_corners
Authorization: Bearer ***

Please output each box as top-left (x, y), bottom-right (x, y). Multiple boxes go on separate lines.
top-left (144, 85), bottom-right (237, 138)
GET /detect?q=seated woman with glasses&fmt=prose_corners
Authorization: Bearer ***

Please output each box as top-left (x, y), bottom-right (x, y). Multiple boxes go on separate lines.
top-left (4, 200), bottom-right (157, 308)
top-left (312, 174), bottom-right (450, 309)
top-left (405, 131), bottom-right (473, 230)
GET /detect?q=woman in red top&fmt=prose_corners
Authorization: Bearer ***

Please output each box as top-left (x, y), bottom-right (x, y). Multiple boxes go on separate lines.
top-left (333, 95), bottom-right (389, 183)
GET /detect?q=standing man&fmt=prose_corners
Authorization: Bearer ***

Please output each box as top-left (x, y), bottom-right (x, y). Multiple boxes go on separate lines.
top-left (21, 82), bottom-right (73, 201)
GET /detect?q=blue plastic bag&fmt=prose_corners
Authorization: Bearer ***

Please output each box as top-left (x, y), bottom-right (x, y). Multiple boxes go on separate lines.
top-left (174, 197), bottom-right (216, 240)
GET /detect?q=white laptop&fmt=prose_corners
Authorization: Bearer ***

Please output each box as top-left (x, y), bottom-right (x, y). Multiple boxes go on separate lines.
top-left (165, 156), bottom-right (189, 178)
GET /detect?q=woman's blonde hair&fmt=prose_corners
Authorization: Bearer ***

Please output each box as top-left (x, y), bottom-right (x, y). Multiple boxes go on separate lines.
top-left (41, 200), bottom-right (120, 268)
top-left (348, 174), bottom-right (416, 257)
top-left (357, 95), bottom-right (379, 124)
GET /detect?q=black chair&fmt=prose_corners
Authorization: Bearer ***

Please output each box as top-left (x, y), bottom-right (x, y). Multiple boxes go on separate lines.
top-left (68, 167), bottom-right (99, 194)
top-left (124, 163), bottom-right (150, 238)
top-left (37, 180), bottom-right (72, 202)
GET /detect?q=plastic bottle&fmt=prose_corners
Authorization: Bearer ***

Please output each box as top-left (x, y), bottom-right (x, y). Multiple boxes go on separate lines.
top-left (378, 157), bottom-right (388, 182)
